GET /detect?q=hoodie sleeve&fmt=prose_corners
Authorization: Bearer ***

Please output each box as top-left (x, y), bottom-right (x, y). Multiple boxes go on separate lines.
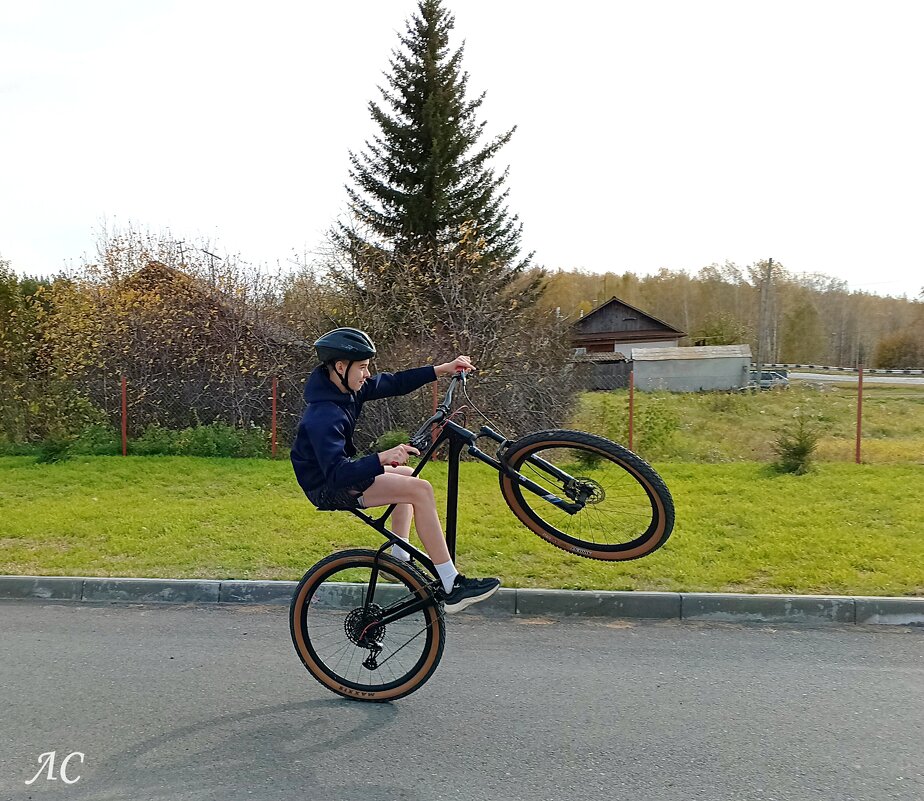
top-left (307, 408), bottom-right (384, 490)
top-left (359, 365), bottom-right (437, 402)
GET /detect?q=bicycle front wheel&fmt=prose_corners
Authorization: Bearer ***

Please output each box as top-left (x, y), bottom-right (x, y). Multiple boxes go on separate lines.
top-left (290, 549), bottom-right (445, 702)
top-left (498, 429), bottom-right (674, 561)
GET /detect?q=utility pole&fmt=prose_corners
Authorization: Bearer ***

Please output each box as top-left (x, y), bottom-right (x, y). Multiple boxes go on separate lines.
top-left (755, 258), bottom-right (773, 385)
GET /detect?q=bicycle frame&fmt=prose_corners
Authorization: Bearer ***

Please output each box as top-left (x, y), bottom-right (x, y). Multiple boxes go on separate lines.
top-left (348, 374), bottom-right (587, 613)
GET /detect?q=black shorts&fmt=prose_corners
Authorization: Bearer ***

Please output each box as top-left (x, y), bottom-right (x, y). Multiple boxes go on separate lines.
top-left (305, 476), bottom-right (376, 511)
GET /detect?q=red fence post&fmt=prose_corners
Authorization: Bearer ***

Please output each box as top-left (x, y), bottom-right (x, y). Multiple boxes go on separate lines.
top-left (271, 376), bottom-right (278, 459)
top-left (121, 375), bottom-right (128, 456)
top-left (855, 364), bottom-right (863, 464)
top-left (628, 369), bottom-right (635, 451)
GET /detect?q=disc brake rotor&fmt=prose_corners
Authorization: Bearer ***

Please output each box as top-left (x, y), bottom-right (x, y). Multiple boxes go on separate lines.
top-left (565, 477), bottom-right (605, 505)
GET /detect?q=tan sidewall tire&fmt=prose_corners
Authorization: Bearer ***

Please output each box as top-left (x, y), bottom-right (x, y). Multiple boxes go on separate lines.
top-left (290, 549), bottom-right (445, 701)
top-left (498, 431), bottom-right (674, 561)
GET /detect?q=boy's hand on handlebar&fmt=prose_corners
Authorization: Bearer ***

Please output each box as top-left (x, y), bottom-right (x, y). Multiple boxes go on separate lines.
top-left (435, 356), bottom-right (475, 377)
top-left (379, 444), bottom-right (420, 467)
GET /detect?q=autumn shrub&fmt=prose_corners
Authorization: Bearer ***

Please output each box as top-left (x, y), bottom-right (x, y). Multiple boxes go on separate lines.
top-left (131, 425), bottom-right (179, 456)
top-left (176, 423), bottom-right (244, 457)
top-left (635, 394), bottom-right (680, 458)
top-left (130, 422), bottom-right (268, 457)
top-left (35, 438), bottom-right (74, 463)
top-left (71, 423), bottom-right (121, 455)
top-left (874, 329), bottom-right (924, 369)
top-left (0, 438), bottom-right (37, 455)
top-left (237, 426), bottom-right (270, 458)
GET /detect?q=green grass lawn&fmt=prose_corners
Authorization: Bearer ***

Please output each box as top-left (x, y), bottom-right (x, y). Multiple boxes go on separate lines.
top-left (2, 456), bottom-right (922, 596)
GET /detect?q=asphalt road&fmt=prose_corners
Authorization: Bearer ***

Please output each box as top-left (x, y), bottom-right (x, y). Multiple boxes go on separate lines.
top-left (2, 601), bottom-right (922, 801)
top-left (791, 371), bottom-right (924, 385)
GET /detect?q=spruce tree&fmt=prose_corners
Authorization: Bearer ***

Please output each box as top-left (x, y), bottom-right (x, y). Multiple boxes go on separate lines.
top-left (344, 0), bottom-right (526, 266)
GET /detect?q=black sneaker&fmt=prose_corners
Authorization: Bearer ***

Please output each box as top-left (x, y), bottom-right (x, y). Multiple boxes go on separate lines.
top-left (441, 574), bottom-right (501, 614)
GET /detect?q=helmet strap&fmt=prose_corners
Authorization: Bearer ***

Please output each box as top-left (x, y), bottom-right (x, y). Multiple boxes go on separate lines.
top-left (332, 360), bottom-right (354, 393)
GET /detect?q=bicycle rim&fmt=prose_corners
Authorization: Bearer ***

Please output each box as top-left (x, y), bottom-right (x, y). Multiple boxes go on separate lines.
top-left (500, 431), bottom-right (674, 561)
top-left (290, 550), bottom-right (445, 702)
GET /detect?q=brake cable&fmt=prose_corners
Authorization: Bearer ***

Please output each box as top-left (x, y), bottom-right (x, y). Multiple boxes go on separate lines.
top-left (458, 375), bottom-right (499, 429)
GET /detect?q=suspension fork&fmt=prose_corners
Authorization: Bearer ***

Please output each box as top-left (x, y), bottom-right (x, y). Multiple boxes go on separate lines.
top-left (478, 425), bottom-right (578, 486)
top-left (473, 426), bottom-right (584, 515)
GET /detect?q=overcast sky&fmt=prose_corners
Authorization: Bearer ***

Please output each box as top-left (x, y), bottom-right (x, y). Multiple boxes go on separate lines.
top-left (2, 0), bottom-right (922, 298)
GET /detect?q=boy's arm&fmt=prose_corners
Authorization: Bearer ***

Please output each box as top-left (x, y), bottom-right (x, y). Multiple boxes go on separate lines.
top-left (359, 357), bottom-right (474, 402)
top-left (359, 365), bottom-right (437, 402)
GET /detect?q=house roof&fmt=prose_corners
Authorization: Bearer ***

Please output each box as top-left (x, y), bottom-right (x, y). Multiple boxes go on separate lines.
top-left (126, 261), bottom-right (308, 347)
top-left (572, 296), bottom-right (686, 337)
top-left (570, 351), bottom-right (629, 363)
top-left (632, 345), bottom-right (752, 361)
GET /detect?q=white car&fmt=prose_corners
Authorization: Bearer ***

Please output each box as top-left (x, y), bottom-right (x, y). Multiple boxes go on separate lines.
top-left (748, 370), bottom-right (790, 389)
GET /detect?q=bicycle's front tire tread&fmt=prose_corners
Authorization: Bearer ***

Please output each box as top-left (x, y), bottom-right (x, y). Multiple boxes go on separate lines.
top-left (498, 429), bottom-right (675, 561)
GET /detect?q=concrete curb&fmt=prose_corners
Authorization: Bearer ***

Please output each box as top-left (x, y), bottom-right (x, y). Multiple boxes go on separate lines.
top-left (1, 575), bottom-right (923, 626)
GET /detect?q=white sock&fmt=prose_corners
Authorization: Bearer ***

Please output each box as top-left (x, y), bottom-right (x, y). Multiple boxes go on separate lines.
top-left (435, 560), bottom-right (459, 593)
top-left (392, 538), bottom-right (411, 561)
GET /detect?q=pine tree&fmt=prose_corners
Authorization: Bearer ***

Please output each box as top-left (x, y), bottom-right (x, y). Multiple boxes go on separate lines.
top-left (344, 0), bottom-right (526, 266)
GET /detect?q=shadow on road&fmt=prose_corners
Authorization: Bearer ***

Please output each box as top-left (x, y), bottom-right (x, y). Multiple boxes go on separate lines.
top-left (70, 698), bottom-right (416, 801)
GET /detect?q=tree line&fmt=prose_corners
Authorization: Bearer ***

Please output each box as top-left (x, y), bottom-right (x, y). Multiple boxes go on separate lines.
top-left (2, 0), bottom-right (921, 454)
top-left (535, 261), bottom-right (922, 369)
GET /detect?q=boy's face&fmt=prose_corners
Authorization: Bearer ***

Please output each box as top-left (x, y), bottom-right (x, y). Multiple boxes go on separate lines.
top-left (332, 359), bottom-right (371, 393)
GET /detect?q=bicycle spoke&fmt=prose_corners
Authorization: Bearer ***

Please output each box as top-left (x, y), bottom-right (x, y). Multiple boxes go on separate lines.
top-left (512, 442), bottom-right (659, 549)
top-left (298, 560), bottom-right (440, 695)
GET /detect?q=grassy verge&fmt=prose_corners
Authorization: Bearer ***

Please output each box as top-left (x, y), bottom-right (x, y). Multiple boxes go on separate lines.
top-left (1, 456), bottom-right (922, 596)
top-left (571, 383), bottom-right (924, 464)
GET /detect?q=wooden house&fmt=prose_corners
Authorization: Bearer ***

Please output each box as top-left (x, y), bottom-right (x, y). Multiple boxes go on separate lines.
top-left (570, 297), bottom-right (686, 355)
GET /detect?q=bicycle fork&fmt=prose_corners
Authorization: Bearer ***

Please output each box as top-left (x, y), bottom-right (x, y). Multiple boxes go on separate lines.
top-left (469, 426), bottom-right (586, 515)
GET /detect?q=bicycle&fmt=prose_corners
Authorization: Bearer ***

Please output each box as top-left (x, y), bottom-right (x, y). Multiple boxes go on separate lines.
top-left (290, 371), bottom-right (674, 702)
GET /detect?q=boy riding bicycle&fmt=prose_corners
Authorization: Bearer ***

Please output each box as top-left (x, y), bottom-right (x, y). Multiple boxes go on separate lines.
top-left (291, 327), bottom-right (501, 613)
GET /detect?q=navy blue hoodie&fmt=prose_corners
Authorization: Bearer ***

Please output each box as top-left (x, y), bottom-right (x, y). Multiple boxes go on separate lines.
top-left (290, 364), bottom-right (437, 494)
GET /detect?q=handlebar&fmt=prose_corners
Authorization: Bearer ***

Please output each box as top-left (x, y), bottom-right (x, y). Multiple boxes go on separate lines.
top-left (409, 371), bottom-right (467, 449)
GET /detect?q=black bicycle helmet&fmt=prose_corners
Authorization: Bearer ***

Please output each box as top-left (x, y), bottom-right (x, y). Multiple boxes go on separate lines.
top-left (313, 328), bottom-right (377, 364)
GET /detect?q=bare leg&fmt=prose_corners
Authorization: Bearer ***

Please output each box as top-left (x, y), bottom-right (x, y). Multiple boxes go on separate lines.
top-left (383, 465), bottom-right (413, 539)
top-left (383, 466), bottom-right (413, 559)
top-left (361, 472), bottom-right (451, 564)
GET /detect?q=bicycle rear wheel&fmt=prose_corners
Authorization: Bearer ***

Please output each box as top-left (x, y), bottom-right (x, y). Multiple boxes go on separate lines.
top-left (290, 549), bottom-right (445, 702)
top-left (498, 429), bottom-right (674, 561)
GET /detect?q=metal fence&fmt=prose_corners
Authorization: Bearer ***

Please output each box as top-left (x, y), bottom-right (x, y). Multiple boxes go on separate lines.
top-left (5, 364), bottom-right (920, 466)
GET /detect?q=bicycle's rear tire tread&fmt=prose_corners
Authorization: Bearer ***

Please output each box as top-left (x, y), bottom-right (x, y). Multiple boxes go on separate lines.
top-left (289, 548), bottom-right (445, 702)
